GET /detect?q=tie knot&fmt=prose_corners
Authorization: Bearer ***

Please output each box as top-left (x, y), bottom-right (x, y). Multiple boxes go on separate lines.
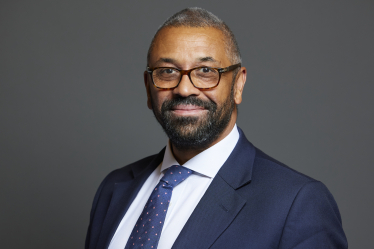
top-left (160, 165), bottom-right (192, 188)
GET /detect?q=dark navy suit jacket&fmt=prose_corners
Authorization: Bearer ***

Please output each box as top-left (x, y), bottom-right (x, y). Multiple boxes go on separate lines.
top-left (86, 129), bottom-right (348, 249)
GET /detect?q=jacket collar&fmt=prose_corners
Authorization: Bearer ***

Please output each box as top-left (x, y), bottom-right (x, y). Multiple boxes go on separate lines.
top-left (217, 127), bottom-right (255, 189)
top-left (129, 127), bottom-right (255, 188)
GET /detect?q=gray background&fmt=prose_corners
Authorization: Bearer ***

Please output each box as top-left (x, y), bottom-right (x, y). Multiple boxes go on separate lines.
top-left (1, 0), bottom-right (373, 248)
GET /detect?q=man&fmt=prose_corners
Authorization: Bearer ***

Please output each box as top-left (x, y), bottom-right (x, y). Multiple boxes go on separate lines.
top-left (86, 7), bottom-right (347, 249)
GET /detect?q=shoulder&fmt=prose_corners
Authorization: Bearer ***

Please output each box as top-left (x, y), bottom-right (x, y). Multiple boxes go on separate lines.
top-left (235, 143), bottom-right (341, 221)
top-left (248, 147), bottom-right (331, 206)
top-left (247, 148), bottom-right (347, 248)
top-left (253, 147), bottom-right (316, 186)
top-left (253, 146), bottom-right (342, 210)
top-left (229, 139), bottom-right (348, 247)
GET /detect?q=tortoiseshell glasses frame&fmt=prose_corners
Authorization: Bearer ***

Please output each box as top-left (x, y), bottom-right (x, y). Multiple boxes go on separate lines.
top-left (146, 63), bottom-right (241, 90)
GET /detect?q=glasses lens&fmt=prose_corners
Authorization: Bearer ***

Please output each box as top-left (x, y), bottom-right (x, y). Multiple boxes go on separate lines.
top-left (191, 67), bottom-right (219, 88)
top-left (153, 68), bottom-right (180, 88)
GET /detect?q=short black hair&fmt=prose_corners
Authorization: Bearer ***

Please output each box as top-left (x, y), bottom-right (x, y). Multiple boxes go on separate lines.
top-left (147, 7), bottom-right (241, 65)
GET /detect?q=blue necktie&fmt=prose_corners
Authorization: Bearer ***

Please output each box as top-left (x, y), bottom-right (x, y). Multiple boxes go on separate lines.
top-left (125, 165), bottom-right (192, 249)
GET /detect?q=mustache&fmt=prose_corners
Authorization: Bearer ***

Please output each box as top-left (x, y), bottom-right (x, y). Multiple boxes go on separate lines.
top-left (161, 96), bottom-right (217, 111)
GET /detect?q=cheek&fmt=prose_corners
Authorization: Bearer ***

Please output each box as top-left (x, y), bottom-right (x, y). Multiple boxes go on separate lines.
top-left (206, 86), bottom-right (232, 106)
top-left (150, 90), bottom-right (170, 110)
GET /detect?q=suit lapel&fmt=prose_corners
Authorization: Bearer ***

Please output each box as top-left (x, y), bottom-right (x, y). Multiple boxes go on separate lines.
top-left (172, 128), bottom-right (256, 249)
top-left (172, 174), bottom-right (246, 248)
top-left (95, 149), bottom-right (165, 249)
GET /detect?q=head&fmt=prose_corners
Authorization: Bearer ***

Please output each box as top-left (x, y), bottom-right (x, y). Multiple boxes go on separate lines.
top-left (147, 7), bottom-right (242, 67)
top-left (144, 7), bottom-right (246, 151)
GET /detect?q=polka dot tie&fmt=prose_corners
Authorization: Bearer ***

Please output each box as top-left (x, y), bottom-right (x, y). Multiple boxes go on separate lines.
top-left (124, 165), bottom-right (192, 249)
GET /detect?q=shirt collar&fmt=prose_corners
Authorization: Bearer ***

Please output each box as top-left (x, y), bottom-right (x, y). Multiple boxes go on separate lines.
top-left (161, 124), bottom-right (240, 178)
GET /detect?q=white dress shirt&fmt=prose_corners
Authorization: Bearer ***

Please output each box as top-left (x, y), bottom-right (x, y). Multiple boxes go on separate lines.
top-left (108, 124), bottom-right (239, 249)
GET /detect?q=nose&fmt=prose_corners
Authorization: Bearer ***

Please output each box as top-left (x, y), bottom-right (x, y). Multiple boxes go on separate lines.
top-left (172, 74), bottom-right (200, 97)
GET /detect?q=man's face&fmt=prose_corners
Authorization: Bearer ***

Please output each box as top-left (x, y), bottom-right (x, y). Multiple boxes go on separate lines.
top-left (145, 27), bottom-right (243, 150)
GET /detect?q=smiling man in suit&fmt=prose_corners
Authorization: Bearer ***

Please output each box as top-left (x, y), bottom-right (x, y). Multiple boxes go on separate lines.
top-left (85, 7), bottom-right (347, 249)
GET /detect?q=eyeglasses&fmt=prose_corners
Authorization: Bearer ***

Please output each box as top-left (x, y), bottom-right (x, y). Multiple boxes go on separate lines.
top-left (146, 63), bottom-right (241, 90)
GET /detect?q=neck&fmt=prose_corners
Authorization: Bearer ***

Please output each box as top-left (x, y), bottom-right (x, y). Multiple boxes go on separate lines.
top-left (171, 112), bottom-right (237, 165)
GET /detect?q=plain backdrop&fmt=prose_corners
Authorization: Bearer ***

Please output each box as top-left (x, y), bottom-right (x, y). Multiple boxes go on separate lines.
top-left (1, 1), bottom-right (373, 248)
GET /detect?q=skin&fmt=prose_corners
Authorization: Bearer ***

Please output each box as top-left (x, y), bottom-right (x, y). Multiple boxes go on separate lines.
top-left (144, 27), bottom-right (247, 165)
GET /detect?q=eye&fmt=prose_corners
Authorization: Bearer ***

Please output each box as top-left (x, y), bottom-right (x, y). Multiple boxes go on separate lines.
top-left (160, 68), bottom-right (177, 74)
top-left (195, 67), bottom-right (218, 75)
top-left (201, 67), bottom-right (213, 73)
top-left (154, 68), bottom-right (180, 80)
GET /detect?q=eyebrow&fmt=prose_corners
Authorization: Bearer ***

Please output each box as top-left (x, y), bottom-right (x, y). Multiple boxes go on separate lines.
top-left (198, 56), bottom-right (217, 62)
top-left (158, 58), bottom-right (176, 64)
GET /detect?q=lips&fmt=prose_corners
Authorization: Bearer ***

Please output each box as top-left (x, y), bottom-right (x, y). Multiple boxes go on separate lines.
top-left (160, 96), bottom-right (216, 118)
top-left (171, 104), bottom-right (207, 116)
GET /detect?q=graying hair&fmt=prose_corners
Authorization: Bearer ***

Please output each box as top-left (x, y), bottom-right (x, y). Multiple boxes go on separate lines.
top-left (147, 7), bottom-right (241, 65)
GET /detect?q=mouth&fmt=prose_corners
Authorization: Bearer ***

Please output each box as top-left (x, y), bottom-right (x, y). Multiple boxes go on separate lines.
top-left (170, 104), bottom-right (208, 116)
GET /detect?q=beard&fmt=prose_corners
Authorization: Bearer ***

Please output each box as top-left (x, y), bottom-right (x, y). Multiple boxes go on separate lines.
top-left (151, 88), bottom-right (235, 151)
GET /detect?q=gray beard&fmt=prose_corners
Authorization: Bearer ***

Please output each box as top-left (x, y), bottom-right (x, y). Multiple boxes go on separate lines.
top-left (151, 91), bottom-right (235, 151)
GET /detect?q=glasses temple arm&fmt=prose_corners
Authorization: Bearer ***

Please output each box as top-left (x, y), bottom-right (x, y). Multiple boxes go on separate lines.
top-left (219, 63), bottom-right (241, 73)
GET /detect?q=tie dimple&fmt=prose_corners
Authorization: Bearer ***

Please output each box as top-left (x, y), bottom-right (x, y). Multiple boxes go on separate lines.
top-left (124, 165), bottom-right (192, 249)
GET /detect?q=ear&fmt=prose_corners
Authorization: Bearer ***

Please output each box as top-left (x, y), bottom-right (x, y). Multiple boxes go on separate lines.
top-left (233, 67), bottom-right (247, 104)
top-left (144, 71), bottom-right (153, 110)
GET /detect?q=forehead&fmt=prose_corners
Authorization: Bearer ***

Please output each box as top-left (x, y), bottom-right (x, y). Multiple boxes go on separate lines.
top-left (149, 27), bottom-right (230, 67)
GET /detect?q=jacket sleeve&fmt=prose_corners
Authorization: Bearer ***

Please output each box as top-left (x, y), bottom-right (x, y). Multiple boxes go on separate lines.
top-left (278, 181), bottom-right (348, 249)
